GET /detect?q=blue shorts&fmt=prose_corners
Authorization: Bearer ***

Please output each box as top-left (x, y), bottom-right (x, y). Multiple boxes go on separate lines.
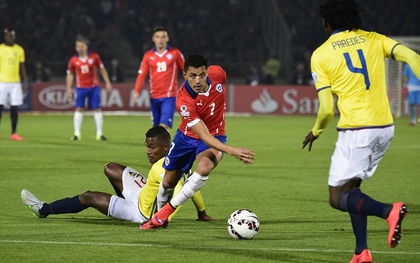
top-left (150, 97), bottom-right (176, 128)
top-left (407, 90), bottom-right (420, 105)
top-left (75, 86), bottom-right (101, 109)
top-left (163, 130), bottom-right (227, 173)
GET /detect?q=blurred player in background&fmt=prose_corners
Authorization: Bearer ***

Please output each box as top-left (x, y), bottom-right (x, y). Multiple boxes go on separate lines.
top-left (141, 54), bottom-right (255, 230)
top-left (21, 126), bottom-right (213, 224)
top-left (66, 36), bottom-right (112, 141)
top-left (0, 28), bottom-right (28, 141)
top-left (133, 26), bottom-right (184, 130)
top-left (402, 59), bottom-right (420, 126)
top-left (302, 0), bottom-right (420, 262)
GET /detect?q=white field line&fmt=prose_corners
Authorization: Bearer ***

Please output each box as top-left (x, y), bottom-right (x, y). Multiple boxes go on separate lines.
top-left (0, 239), bottom-right (419, 255)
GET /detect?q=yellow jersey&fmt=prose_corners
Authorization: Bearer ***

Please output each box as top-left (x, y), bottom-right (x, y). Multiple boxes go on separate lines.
top-left (0, 43), bottom-right (25, 82)
top-left (138, 158), bottom-right (206, 220)
top-left (311, 29), bottom-right (398, 130)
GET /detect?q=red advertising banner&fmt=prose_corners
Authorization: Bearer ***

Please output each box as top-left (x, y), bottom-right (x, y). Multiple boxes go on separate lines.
top-left (31, 82), bottom-right (150, 111)
top-left (31, 83), bottom-right (321, 115)
top-left (230, 85), bottom-right (319, 115)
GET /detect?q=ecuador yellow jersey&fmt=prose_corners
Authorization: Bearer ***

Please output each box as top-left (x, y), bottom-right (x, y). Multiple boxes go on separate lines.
top-left (138, 158), bottom-right (206, 220)
top-left (311, 29), bottom-right (398, 130)
top-left (0, 43), bottom-right (25, 82)
top-left (138, 158), bottom-right (164, 219)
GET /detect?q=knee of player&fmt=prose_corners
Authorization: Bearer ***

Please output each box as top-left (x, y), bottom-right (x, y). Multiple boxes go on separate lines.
top-left (79, 190), bottom-right (95, 205)
top-left (329, 195), bottom-right (341, 210)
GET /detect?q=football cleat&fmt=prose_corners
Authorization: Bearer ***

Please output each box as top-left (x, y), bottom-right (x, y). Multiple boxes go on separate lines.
top-left (70, 135), bottom-right (80, 141)
top-left (21, 189), bottom-right (46, 218)
top-left (10, 133), bottom-right (23, 141)
top-left (96, 135), bottom-right (107, 141)
top-left (349, 249), bottom-right (372, 263)
top-left (139, 203), bottom-right (175, 230)
top-left (386, 202), bottom-right (408, 248)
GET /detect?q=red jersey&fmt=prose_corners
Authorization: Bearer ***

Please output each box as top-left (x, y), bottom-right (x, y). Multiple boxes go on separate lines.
top-left (177, 65), bottom-right (227, 139)
top-left (134, 46), bottom-right (184, 99)
top-left (66, 52), bottom-right (104, 88)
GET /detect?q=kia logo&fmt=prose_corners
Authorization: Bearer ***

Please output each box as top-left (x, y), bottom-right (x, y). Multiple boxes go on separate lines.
top-left (38, 85), bottom-right (74, 109)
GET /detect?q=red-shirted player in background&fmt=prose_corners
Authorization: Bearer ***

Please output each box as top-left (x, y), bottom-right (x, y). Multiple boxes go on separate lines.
top-left (132, 26), bottom-right (184, 130)
top-left (141, 54), bottom-right (255, 229)
top-left (66, 37), bottom-right (112, 141)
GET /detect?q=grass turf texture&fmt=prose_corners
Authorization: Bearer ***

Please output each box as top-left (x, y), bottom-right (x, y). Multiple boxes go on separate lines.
top-left (1, 114), bottom-right (419, 262)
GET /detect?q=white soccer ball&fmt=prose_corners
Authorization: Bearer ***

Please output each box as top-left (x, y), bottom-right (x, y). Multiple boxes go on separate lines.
top-left (227, 209), bottom-right (260, 239)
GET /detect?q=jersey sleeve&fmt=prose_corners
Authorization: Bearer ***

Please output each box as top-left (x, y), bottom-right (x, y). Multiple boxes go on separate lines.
top-left (207, 65), bottom-right (227, 84)
top-left (94, 53), bottom-right (104, 68)
top-left (18, 45), bottom-right (25, 63)
top-left (134, 54), bottom-right (149, 93)
top-left (175, 49), bottom-right (185, 72)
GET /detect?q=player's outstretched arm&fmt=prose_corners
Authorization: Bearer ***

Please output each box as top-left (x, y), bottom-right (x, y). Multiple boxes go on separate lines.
top-left (191, 121), bottom-right (255, 164)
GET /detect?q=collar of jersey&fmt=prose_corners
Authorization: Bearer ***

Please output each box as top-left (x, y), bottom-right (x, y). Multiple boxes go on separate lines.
top-left (184, 77), bottom-right (212, 98)
top-left (153, 45), bottom-right (170, 52)
top-left (331, 28), bottom-right (346, 36)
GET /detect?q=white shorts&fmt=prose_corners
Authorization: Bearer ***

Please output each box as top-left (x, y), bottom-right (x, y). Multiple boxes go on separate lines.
top-left (328, 126), bottom-right (394, 187)
top-left (0, 82), bottom-right (23, 106)
top-left (107, 167), bottom-right (149, 223)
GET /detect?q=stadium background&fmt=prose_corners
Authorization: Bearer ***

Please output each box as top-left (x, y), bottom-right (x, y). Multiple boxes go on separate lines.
top-left (0, 0), bottom-right (419, 115)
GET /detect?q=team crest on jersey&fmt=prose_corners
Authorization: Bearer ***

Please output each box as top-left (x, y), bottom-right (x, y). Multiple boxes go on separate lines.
top-left (180, 105), bottom-right (190, 117)
top-left (216, 83), bottom-right (223, 93)
top-left (311, 72), bottom-right (318, 84)
top-left (164, 156), bottom-right (170, 166)
top-left (166, 54), bottom-right (173, 60)
top-left (88, 58), bottom-right (94, 64)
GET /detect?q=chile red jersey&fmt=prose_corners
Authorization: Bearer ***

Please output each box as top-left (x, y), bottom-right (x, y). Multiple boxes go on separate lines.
top-left (66, 52), bottom-right (104, 88)
top-left (134, 45), bottom-right (184, 99)
top-left (177, 65), bottom-right (227, 139)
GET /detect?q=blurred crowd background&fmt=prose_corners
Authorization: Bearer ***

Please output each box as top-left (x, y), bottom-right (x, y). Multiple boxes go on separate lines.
top-left (1, 0), bottom-right (419, 84)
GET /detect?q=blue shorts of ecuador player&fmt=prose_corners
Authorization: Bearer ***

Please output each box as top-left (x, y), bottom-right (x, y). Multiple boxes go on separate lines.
top-left (163, 130), bottom-right (227, 173)
top-left (75, 86), bottom-right (101, 109)
top-left (408, 90), bottom-right (420, 105)
top-left (150, 97), bottom-right (176, 128)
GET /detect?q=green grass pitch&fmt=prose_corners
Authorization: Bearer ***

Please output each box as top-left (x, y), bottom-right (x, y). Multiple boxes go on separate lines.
top-left (1, 114), bottom-right (419, 262)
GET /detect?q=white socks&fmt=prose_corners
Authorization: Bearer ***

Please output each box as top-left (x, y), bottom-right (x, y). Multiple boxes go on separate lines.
top-left (73, 111), bottom-right (83, 136)
top-left (94, 111), bottom-right (103, 136)
top-left (170, 172), bottom-right (208, 208)
top-left (157, 184), bottom-right (174, 211)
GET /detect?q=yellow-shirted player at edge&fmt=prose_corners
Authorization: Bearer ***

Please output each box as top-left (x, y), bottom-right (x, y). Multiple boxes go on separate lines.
top-left (0, 28), bottom-right (28, 141)
top-left (302, 0), bottom-right (420, 262)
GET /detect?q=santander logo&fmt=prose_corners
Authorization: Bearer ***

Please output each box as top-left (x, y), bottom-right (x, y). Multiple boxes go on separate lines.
top-left (38, 85), bottom-right (74, 109)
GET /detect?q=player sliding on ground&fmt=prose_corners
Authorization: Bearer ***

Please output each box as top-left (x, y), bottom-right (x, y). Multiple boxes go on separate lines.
top-left (21, 126), bottom-right (214, 224)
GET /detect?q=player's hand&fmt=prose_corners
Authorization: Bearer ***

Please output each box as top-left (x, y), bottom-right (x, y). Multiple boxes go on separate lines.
top-left (106, 82), bottom-right (112, 93)
top-left (67, 89), bottom-right (74, 99)
top-left (302, 130), bottom-right (318, 152)
top-left (22, 81), bottom-right (28, 94)
top-left (197, 210), bottom-right (215, 221)
top-left (232, 148), bottom-right (255, 164)
top-left (133, 92), bottom-right (140, 104)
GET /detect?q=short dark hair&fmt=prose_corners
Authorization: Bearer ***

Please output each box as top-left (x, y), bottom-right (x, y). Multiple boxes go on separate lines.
top-left (184, 54), bottom-right (208, 71)
top-left (319, 0), bottom-right (365, 31)
top-left (145, 126), bottom-right (171, 144)
top-left (75, 35), bottom-right (90, 46)
top-left (153, 26), bottom-right (168, 34)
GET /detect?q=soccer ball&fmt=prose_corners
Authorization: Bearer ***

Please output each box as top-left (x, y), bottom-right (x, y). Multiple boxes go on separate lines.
top-left (227, 209), bottom-right (260, 239)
